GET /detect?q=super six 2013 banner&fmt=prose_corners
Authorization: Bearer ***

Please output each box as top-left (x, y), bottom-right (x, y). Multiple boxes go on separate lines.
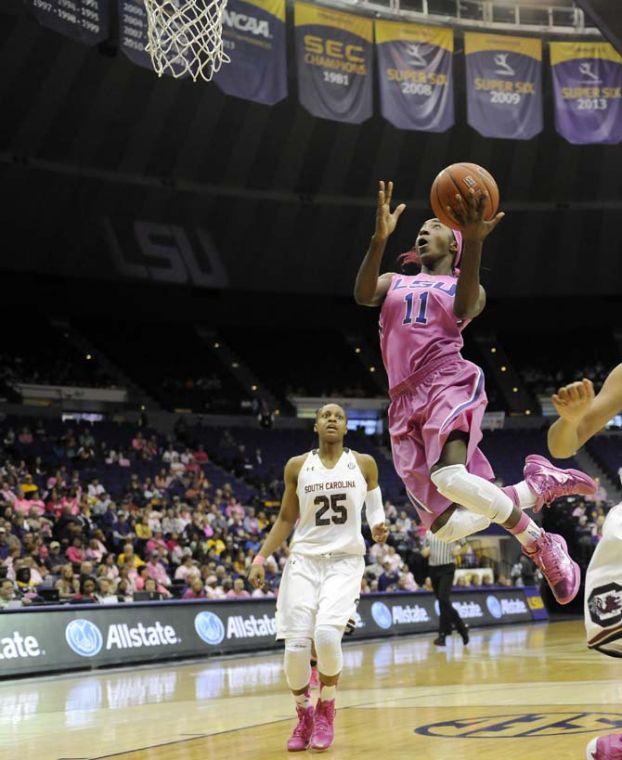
top-left (465, 32), bottom-right (543, 140)
top-left (375, 20), bottom-right (454, 132)
top-left (295, 1), bottom-right (373, 124)
top-left (550, 42), bottom-right (622, 145)
top-left (215, 0), bottom-right (287, 105)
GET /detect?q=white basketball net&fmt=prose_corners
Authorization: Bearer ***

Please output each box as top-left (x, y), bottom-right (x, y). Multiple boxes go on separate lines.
top-left (144, 0), bottom-right (230, 82)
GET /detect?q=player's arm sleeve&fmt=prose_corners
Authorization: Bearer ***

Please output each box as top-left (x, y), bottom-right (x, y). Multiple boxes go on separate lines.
top-left (362, 455), bottom-right (385, 526)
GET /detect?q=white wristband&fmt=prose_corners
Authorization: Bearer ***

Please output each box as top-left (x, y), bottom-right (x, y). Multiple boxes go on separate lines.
top-left (365, 486), bottom-right (385, 527)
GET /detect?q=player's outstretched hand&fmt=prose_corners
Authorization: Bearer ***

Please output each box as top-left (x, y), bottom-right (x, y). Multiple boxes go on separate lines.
top-left (248, 563), bottom-right (265, 589)
top-left (552, 378), bottom-right (594, 424)
top-left (447, 188), bottom-right (504, 243)
top-left (373, 180), bottom-right (406, 242)
top-left (371, 522), bottom-right (389, 544)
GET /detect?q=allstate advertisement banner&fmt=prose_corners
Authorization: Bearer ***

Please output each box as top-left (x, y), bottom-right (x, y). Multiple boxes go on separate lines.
top-left (550, 42), bottom-right (622, 145)
top-left (294, 2), bottom-right (373, 124)
top-left (465, 32), bottom-right (543, 140)
top-left (27, 0), bottom-right (109, 45)
top-left (0, 589), bottom-right (543, 678)
top-left (375, 20), bottom-right (454, 132)
top-left (215, 0), bottom-right (288, 105)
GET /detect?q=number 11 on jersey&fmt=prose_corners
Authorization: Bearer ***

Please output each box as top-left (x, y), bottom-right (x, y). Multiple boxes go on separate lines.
top-left (403, 291), bottom-right (429, 325)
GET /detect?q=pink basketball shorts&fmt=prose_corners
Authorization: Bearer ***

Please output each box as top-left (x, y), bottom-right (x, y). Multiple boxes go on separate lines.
top-left (388, 357), bottom-right (494, 529)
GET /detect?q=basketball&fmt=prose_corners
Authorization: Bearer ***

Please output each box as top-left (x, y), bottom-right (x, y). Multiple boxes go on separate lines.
top-left (430, 162), bottom-right (500, 230)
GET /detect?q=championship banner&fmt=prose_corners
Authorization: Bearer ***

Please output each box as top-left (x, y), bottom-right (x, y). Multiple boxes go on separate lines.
top-left (465, 32), bottom-right (542, 140)
top-left (26, 0), bottom-right (109, 45)
top-left (119, 0), bottom-right (187, 77)
top-left (375, 20), bottom-right (454, 132)
top-left (295, 2), bottom-right (373, 124)
top-left (550, 42), bottom-right (622, 145)
top-left (215, 0), bottom-right (287, 105)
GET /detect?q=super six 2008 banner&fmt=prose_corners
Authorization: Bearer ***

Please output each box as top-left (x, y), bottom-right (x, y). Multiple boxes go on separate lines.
top-left (550, 42), bottom-right (622, 145)
top-left (295, 1), bottom-right (373, 124)
top-left (465, 32), bottom-right (543, 140)
top-left (0, 589), bottom-right (545, 678)
top-left (375, 20), bottom-right (454, 132)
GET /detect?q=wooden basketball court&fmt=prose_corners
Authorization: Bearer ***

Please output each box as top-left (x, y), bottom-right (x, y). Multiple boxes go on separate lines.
top-left (3, 620), bottom-right (621, 760)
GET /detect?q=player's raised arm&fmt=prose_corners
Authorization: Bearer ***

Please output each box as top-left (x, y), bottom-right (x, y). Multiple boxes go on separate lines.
top-left (248, 457), bottom-right (302, 588)
top-left (548, 365), bottom-right (622, 458)
top-left (354, 180), bottom-right (405, 307)
top-left (446, 189), bottom-right (503, 320)
top-left (355, 452), bottom-right (388, 543)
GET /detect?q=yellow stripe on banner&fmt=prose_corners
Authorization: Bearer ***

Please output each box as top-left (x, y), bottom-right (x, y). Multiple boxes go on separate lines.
top-left (550, 41), bottom-right (622, 67)
top-left (295, 1), bottom-right (373, 43)
top-left (242, 0), bottom-right (285, 23)
top-left (374, 19), bottom-right (453, 52)
top-left (465, 31), bottom-right (542, 62)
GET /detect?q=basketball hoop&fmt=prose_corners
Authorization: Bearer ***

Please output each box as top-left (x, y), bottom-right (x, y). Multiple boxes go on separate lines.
top-left (144, 0), bottom-right (230, 82)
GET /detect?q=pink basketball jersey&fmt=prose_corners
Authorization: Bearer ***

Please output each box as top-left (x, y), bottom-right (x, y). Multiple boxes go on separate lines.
top-left (379, 273), bottom-right (467, 390)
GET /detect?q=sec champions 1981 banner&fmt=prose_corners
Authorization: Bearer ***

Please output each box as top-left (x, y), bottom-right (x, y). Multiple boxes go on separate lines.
top-left (295, 2), bottom-right (373, 124)
top-left (550, 42), bottom-right (622, 145)
top-left (465, 32), bottom-right (542, 140)
top-left (375, 20), bottom-right (454, 132)
top-left (215, 0), bottom-right (287, 105)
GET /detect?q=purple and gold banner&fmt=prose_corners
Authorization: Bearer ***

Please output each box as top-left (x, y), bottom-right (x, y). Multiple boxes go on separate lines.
top-left (465, 33), bottom-right (542, 140)
top-left (550, 42), bottom-right (622, 145)
top-left (215, 0), bottom-right (287, 105)
top-left (295, 2), bottom-right (373, 124)
top-left (27, 0), bottom-right (109, 45)
top-left (375, 20), bottom-right (454, 132)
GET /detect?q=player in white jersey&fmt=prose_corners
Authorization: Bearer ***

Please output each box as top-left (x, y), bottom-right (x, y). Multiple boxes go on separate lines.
top-left (547, 365), bottom-right (622, 760)
top-left (249, 403), bottom-right (388, 752)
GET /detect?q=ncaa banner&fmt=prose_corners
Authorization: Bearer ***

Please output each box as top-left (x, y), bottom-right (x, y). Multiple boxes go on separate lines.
top-left (27, 0), bottom-right (109, 45)
top-left (550, 42), bottom-right (622, 145)
top-left (215, 0), bottom-right (287, 105)
top-left (465, 32), bottom-right (542, 140)
top-left (375, 20), bottom-right (454, 132)
top-left (295, 2), bottom-right (373, 124)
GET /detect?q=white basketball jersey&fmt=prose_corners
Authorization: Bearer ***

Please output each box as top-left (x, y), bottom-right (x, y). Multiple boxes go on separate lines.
top-left (291, 448), bottom-right (368, 557)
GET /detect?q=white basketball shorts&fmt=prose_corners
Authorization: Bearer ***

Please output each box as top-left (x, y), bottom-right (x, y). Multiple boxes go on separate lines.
top-left (585, 503), bottom-right (622, 658)
top-left (276, 553), bottom-right (365, 640)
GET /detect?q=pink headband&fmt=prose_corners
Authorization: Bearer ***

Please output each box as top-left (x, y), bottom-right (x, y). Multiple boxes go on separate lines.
top-left (452, 229), bottom-right (463, 268)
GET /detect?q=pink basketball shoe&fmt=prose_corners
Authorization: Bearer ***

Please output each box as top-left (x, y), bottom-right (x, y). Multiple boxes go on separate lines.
top-left (523, 454), bottom-right (596, 512)
top-left (586, 734), bottom-right (622, 759)
top-left (287, 704), bottom-right (314, 752)
top-left (523, 532), bottom-right (580, 605)
top-left (309, 699), bottom-right (335, 751)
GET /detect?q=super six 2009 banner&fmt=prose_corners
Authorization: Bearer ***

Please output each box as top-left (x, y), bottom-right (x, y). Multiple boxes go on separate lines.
top-left (465, 32), bottom-right (543, 140)
top-left (0, 589), bottom-right (544, 678)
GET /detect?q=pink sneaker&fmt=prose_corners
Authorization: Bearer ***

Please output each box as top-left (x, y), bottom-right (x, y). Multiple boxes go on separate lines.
top-left (287, 704), bottom-right (314, 752)
top-left (524, 454), bottom-right (597, 512)
top-left (586, 734), bottom-right (622, 759)
top-left (523, 532), bottom-right (580, 605)
top-left (309, 666), bottom-right (320, 690)
top-left (309, 699), bottom-right (335, 751)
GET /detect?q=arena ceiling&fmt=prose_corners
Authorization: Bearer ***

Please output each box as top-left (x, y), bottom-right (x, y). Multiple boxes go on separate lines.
top-left (1, 2), bottom-right (621, 300)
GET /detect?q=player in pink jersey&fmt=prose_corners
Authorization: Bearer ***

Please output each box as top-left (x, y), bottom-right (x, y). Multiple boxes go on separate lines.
top-left (354, 180), bottom-right (597, 605)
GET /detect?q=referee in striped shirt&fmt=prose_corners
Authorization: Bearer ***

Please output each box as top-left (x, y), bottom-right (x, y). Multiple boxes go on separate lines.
top-left (422, 531), bottom-right (469, 647)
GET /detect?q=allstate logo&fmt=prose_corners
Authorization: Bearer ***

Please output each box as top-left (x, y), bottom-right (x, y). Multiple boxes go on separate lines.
top-left (65, 619), bottom-right (103, 657)
top-left (371, 601), bottom-right (392, 630)
top-left (486, 595), bottom-right (503, 620)
top-left (194, 611), bottom-right (225, 646)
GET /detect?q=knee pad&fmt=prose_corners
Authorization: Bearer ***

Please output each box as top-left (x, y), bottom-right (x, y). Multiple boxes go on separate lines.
top-left (434, 507), bottom-right (491, 542)
top-left (314, 625), bottom-right (343, 677)
top-left (431, 464), bottom-right (513, 523)
top-left (284, 637), bottom-right (312, 691)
